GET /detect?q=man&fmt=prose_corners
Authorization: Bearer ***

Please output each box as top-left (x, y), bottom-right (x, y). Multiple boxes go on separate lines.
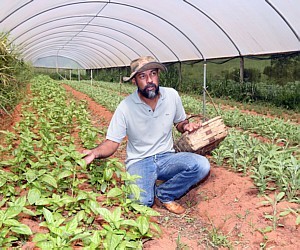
top-left (83, 56), bottom-right (210, 214)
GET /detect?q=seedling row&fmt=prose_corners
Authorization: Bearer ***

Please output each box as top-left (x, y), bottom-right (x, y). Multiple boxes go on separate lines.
top-left (0, 75), bottom-right (160, 249)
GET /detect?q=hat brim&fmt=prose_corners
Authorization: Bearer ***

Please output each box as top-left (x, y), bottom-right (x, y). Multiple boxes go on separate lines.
top-left (123, 62), bottom-right (167, 82)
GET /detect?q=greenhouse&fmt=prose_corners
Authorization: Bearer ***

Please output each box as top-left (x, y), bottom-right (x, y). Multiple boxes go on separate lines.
top-left (1, 0), bottom-right (299, 68)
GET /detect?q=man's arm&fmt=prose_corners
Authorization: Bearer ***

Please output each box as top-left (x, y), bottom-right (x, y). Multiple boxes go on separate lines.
top-left (83, 139), bottom-right (120, 165)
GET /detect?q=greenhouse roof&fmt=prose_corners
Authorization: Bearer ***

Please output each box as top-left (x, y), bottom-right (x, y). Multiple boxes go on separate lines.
top-left (0, 0), bottom-right (299, 69)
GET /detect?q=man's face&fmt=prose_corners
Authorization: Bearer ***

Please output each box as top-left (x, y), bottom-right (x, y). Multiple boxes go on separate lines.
top-left (134, 69), bottom-right (159, 99)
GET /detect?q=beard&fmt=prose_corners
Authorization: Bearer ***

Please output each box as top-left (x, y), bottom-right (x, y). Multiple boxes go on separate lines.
top-left (138, 83), bottom-right (159, 99)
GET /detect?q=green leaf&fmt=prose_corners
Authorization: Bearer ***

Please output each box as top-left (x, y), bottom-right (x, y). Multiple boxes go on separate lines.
top-left (296, 215), bottom-right (300, 225)
top-left (42, 174), bottom-right (57, 188)
top-left (279, 210), bottom-right (291, 217)
top-left (25, 170), bottom-right (38, 183)
top-left (6, 206), bottom-right (23, 219)
top-left (63, 160), bottom-right (73, 168)
top-left (130, 203), bottom-right (160, 217)
top-left (35, 198), bottom-right (50, 206)
top-left (74, 210), bottom-right (85, 223)
top-left (3, 235), bottom-right (18, 244)
top-left (105, 231), bottom-right (124, 250)
top-left (57, 170), bottom-right (72, 180)
top-left (0, 176), bottom-right (6, 187)
top-left (65, 218), bottom-right (78, 233)
top-left (28, 188), bottom-right (41, 205)
top-left (124, 240), bottom-right (143, 249)
top-left (89, 200), bottom-right (102, 215)
top-left (0, 160), bottom-right (14, 167)
top-left (264, 215), bottom-right (274, 219)
top-left (14, 196), bottom-right (26, 207)
top-left (90, 231), bottom-right (101, 245)
top-left (0, 198), bottom-right (8, 208)
top-left (101, 182), bottom-right (108, 193)
top-left (43, 208), bottom-right (54, 224)
top-left (262, 226), bottom-right (273, 233)
top-left (33, 232), bottom-right (49, 242)
top-left (129, 184), bottom-right (141, 200)
top-left (3, 219), bottom-right (21, 226)
top-left (107, 187), bottom-right (123, 198)
top-left (36, 240), bottom-right (54, 249)
top-left (76, 159), bottom-right (87, 168)
top-left (97, 207), bottom-right (111, 222)
top-left (120, 219), bottom-right (137, 227)
top-left (104, 168), bottom-right (113, 181)
top-left (48, 225), bottom-right (64, 237)
top-left (70, 232), bottom-right (91, 242)
top-left (136, 216), bottom-right (149, 235)
top-left (11, 224), bottom-right (32, 235)
top-left (22, 207), bottom-right (36, 216)
top-left (276, 192), bottom-right (285, 202)
top-left (76, 191), bottom-right (88, 201)
top-left (112, 207), bottom-right (121, 221)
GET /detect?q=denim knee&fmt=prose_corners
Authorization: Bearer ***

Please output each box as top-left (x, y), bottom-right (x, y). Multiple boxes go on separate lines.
top-left (194, 155), bottom-right (211, 181)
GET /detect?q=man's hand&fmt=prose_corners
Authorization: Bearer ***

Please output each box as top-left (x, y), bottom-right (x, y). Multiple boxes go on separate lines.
top-left (82, 149), bottom-right (96, 165)
top-left (183, 122), bottom-right (201, 133)
top-left (81, 140), bottom-right (120, 165)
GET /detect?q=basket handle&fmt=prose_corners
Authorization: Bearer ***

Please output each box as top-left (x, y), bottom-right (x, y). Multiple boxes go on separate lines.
top-left (186, 88), bottom-right (220, 122)
top-left (203, 87), bottom-right (220, 116)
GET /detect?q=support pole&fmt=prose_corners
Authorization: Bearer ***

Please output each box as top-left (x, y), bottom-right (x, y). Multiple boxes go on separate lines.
top-left (202, 60), bottom-right (207, 121)
top-left (240, 56), bottom-right (244, 84)
top-left (90, 69), bottom-right (93, 86)
top-left (178, 62), bottom-right (182, 91)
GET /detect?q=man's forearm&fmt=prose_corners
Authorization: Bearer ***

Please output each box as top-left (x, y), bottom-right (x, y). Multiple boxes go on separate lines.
top-left (92, 139), bottom-right (119, 159)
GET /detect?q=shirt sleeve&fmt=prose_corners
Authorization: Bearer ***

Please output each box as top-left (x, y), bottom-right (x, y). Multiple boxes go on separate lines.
top-left (173, 89), bottom-right (187, 124)
top-left (106, 104), bottom-right (127, 143)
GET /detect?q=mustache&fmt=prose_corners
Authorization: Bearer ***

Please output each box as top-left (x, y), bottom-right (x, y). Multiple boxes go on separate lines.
top-left (143, 83), bottom-right (156, 91)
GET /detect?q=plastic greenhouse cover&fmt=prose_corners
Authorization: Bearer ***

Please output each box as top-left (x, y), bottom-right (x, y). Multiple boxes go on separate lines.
top-left (0, 0), bottom-right (299, 69)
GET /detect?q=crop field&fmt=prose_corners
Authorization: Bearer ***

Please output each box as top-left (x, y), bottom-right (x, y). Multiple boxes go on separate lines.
top-left (0, 75), bottom-right (299, 249)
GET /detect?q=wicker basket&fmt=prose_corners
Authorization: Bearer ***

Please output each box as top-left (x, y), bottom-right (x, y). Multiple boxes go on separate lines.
top-left (174, 116), bottom-right (228, 155)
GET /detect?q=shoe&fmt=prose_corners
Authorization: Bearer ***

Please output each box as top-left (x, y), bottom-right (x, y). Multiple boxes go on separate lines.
top-left (154, 197), bottom-right (162, 207)
top-left (162, 201), bottom-right (186, 214)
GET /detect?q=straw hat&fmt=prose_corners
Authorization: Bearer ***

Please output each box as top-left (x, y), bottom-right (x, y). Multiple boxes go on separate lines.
top-left (123, 56), bottom-right (166, 82)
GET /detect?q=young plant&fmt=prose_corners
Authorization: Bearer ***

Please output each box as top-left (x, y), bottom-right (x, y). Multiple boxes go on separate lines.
top-left (0, 196), bottom-right (33, 247)
top-left (33, 207), bottom-right (90, 249)
top-left (261, 192), bottom-right (285, 230)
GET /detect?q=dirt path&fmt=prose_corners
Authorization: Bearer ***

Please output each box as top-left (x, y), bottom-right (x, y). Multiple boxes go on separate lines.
top-left (64, 86), bottom-right (299, 250)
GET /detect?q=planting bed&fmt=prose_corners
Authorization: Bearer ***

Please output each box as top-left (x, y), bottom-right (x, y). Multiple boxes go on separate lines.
top-left (0, 81), bottom-right (299, 249)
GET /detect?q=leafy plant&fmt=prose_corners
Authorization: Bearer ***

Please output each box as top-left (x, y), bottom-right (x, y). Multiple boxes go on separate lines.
top-left (0, 196), bottom-right (33, 247)
top-left (261, 192), bottom-right (285, 230)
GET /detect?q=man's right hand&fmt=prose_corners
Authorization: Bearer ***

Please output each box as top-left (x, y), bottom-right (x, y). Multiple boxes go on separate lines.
top-left (82, 149), bottom-right (96, 165)
top-left (81, 140), bottom-right (120, 165)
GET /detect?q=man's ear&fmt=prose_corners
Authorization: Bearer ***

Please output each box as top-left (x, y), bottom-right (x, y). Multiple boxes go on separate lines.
top-left (132, 78), bottom-right (136, 85)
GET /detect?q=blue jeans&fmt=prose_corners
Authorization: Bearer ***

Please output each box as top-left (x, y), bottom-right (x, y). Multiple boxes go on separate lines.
top-left (127, 152), bottom-right (210, 206)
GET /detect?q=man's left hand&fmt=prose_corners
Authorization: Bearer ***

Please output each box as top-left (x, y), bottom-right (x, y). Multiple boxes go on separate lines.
top-left (183, 122), bottom-right (201, 133)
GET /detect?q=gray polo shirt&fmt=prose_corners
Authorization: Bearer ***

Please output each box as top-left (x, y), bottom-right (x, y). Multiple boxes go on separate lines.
top-left (106, 87), bottom-right (186, 168)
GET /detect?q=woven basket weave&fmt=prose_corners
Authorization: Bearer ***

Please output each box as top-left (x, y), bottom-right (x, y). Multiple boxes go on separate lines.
top-left (174, 116), bottom-right (228, 155)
